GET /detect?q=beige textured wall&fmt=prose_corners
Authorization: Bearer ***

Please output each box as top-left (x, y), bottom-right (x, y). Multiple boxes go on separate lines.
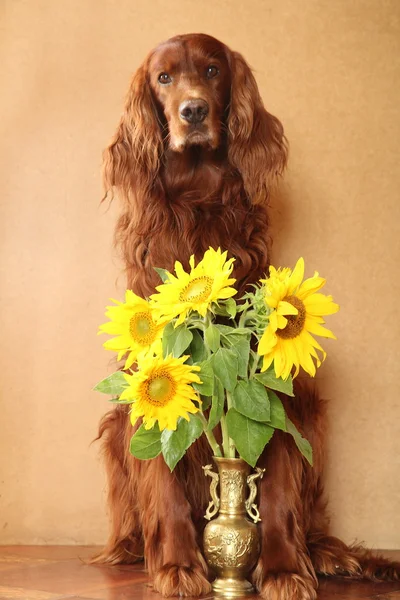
top-left (0, 0), bottom-right (399, 549)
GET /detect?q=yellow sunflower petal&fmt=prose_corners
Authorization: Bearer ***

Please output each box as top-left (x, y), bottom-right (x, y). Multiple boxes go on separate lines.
top-left (297, 275), bottom-right (327, 299)
top-left (277, 301), bottom-right (299, 316)
top-left (305, 317), bottom-right (337, 339)
top-left (258, 326), bottom-right (277, 355)
top-left (303, 294), bottom-right (340, 316)
top-left (273, 340), bottom-right (288, 379)
top-left (261, 353), bottom-right (274, 372)
top-left (301, 330), bottom-right (327, 356)
top-left (125, 351), bottom-right (136, 369)
top-left (174, 260), bottom-right (187, 279)
top-left (213, 287), bottom-right (237, 299)
top-left (269, 311), bottom-right (288, 331)
top-left (287, 257), bottom-right (305, 295)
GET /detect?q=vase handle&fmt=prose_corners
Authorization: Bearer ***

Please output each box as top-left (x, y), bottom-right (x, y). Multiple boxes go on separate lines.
top-left (202, 464), bottom-right (220, 520)
top-left (245, 467), bottom-right (265, 523)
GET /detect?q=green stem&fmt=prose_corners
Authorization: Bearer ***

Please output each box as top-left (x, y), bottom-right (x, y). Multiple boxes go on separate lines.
top-left (238, 308), bottom-right (248, 329)
top-left (198, 412), bottom-right (222, 457)
top-left (199, 314), bottom-right (222, 454)
top-left (220, 413), bottom-right (231, 457)
top-left (226, 390), bottom-right (233, 411)
top-left (249, 352), bottom-right (260, 379)
top-left (225, 392), bottom-right (236, 458)
top-left (239, 309), bottom-right (256, 329)
top-left (188, 319), bottom-right (207, 330)
top-left (203, 313), bottom-right (211, 358)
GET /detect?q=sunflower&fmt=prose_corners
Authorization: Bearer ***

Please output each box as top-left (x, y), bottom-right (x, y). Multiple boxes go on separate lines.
top-left (99, 290), bottom-right (167, 369)
top-left (120, 354), bottom-right (202, 431)
top-left (150, 247), bottom-right (237, 325)
top-left (258, 257), bottom-right (339, 380)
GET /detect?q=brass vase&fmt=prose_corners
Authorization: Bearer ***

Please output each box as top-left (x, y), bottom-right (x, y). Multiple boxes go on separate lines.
top-left (203, 457), bottom-right (264, 597)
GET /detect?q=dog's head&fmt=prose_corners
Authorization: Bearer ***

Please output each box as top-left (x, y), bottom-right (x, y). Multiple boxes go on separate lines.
top-left (147, 34), bottom-right (231, 152)
top-left (104, 33), bottom-right (287, 202)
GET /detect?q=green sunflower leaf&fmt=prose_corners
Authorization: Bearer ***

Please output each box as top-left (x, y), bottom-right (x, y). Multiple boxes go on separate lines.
top-left (108, 397), bottom-right (133, 404)
top-left (266, 391), bottom-right (287, 431)
top-left (161, 414), bottom-right (204, 471)
top-left (193, 357), bottom-right (214, 397)
top-left (212, 305), bottom-right (231, 318)
top-left (225, 298), bottom-right (237, 319)
top-left (162, 323), bottom-right (193, 358)
top-left (199, 394), bottom-right (212, 411)
top-left (232, 380), bottom-right (270, 422)
top-left (205, 322), bottom-right (221, 353)
top-left (208, 377), bottom-right (225, 431)
top-left (211, 348), bottom-right (238, 392)
top-left (286, 418), bottom-right (313, 466)
top-left (226, 335), bottom-right (251, 378)
top-left (215, 324), bottom-right (236, 336)
top-left (215, 325), bottom-right (250, 336)
top-left (130, 423), bottom-right (162, 460)
top-left (255, 365), bottom-right (294, 396)
top-left (236, 299), bottom-right (250, 313)
top-left (189, 329), bottom-right (207, 363)
top-left (153, 267), bottom-right (170, 283)
top-left (93, 371), bottom-right (129, 396)
top-left (226, 408), bottom-right (275, 467)
top-left (162, 322), bottom-right (175, 357)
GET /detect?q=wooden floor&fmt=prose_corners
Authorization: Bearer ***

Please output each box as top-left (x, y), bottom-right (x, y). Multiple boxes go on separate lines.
top-left (0, 546), bottom-right (399, 600)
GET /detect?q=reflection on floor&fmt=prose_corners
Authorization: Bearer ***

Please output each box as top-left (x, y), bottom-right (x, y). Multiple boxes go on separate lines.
top-left (0, 546), bottom-right (399, 599)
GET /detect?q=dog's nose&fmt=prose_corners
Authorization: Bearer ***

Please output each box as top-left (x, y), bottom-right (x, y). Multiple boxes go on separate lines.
top-left (179, 99), bottom-right (209, 124)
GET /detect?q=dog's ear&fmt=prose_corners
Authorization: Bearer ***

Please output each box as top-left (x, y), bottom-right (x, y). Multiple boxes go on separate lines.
top-left (103, 63), bottom-right (163, 198)
top-left (227, 51), bottom-right (288, 204)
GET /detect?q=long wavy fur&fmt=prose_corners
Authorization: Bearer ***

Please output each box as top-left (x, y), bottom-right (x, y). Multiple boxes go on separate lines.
top-left (94, 34), bottom-right (399, 598)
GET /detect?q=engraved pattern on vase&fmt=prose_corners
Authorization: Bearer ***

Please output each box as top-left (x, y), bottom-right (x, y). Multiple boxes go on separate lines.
top-left (204, 526), bottom-right (259, 568)
top-left (220, 469), bottom-right (244, 508)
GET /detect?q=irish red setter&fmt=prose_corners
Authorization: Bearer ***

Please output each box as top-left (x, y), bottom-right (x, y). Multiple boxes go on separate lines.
top-left (96, 33), bottom-right (399, 598)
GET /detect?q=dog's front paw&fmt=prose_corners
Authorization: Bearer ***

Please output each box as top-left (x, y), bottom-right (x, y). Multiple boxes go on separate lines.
top-left (153, 563), bottom-right (212, 597)
top-left (258, 573), bottom-right (317, 600)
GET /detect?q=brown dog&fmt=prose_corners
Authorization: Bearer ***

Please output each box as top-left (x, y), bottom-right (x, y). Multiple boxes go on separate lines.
top-left (96, 33), bottom-right (400, 598)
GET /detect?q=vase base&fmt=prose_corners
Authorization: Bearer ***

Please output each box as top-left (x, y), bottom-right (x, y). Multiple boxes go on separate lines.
top-left (212, 576), bottom-right (255, 597)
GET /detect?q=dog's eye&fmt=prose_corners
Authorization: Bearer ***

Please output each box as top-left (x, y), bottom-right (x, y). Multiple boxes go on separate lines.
top-left (158, 73), bottom-right (172, 84)
top-left (206, 65), bottom-right (219, 79)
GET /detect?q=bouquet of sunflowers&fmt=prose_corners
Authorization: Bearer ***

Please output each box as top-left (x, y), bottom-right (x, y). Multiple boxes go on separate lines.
top-left (95, 248), bottom-right (338, 470)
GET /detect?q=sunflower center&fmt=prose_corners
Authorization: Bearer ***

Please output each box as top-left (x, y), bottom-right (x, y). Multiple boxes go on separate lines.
top-left (129, 312), bottom-right (156, 346)
top-left (179, 276), bottom-right (213, 303)
top-left (144, 371), bottom-right (177, 406)
top-left (277, 295), bottom-right (306, 339)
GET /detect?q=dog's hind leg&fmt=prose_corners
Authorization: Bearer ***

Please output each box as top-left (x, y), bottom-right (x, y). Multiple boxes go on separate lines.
top-left (309, 530), bottom-right (400, 581)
